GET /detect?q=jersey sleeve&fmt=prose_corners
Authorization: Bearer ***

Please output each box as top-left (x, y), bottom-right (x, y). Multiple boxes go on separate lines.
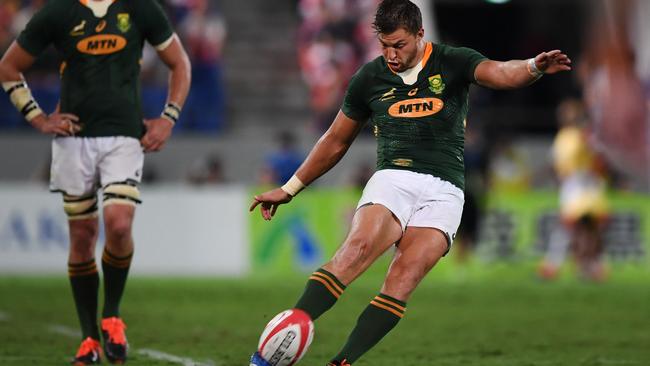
top-left (16, 1), bottom-right (60, 57)
top-left (341, 67), bottom-right (372, 122)
top-left (444, 46), bottom-right (488, 84)
top-left (132, 0), bottom-right (174, 48)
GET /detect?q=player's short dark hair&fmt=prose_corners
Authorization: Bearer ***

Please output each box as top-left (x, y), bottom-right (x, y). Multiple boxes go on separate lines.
top-left (373, 0), bottom-right (422, 35)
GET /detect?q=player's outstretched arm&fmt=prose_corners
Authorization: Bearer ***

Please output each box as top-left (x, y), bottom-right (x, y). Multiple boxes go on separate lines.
top-left (475, 50), bottom-right (571, 90)
top-left (250, 111), bottom-right (365, 220)
top-left (0, 41), bottom-right (80, 135)
top-left (141, 35), bottom-right (191, 152)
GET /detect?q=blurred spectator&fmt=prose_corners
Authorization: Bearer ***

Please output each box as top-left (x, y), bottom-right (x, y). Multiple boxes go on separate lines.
top-left (0, 1), bottom-right (19, 50)
top-left (259, 131), bottom-right (304, 185)
top-left (297, 0), bottom-right (379, 131)
top-left (10, 0), bottom-right (44, 36)
top-left (176, 0), bottom-right (227, 132)
top-left (1, 0), bottom-right (59, 129)
top-left (487, 135), bottom-right (531, 192)
top-left (1, 0), bottom-right (226, 133)
top-left (187, 153), bottom-right (227, 185)
top-left (579, 0), bottom-right (649, 185)
top-left (538, 98), bottom-right (609, 282)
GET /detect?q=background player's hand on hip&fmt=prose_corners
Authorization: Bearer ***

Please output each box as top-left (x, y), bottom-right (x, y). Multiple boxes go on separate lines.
top-left (31, 112), bottom-right (81, 136)
top-left (141, 118), bottom-right (173, 152)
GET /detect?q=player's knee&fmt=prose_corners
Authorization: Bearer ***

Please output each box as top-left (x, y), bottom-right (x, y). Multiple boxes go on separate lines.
top-left (388, 260), bottom-right (425, 288)
top-left (383, 271), bottom-right (419, 301)
top-left (102, 181), bottom-right (141, 208)
top-left (70, 221), bottom-right (99, 242)
top-left (104, 214), bottom-right (133, 241)
top-left (63, 194), bottom-right (99, 220)
top-left (334, 236), bottom-right (372, 268)
top-left (68, 225), bottom-right (98, 259)
top-left (69, 242), bottom-right (96, 260)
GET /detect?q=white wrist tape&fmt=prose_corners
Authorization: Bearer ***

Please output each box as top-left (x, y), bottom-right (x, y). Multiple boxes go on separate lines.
top-left (281, 175), bottom-right (306, 197)
top-left (161, 102), bottom-right (181, 125)
top-left (527, 58), bottom-right (543, 79)
top-left (3, 81), bottom-right (44, 122)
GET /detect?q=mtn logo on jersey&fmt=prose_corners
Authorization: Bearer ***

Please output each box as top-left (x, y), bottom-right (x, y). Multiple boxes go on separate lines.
top-left (388, 98), bottom-right (444, 118)
top-left (77, 34), bottom-right (127, 55)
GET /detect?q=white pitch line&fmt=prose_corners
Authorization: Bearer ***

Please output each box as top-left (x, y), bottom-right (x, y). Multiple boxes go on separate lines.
top-left (46, 323), bottom-right (217, 366)
top-left (48, 324), bottom-right (81, 338)
top-left (593, 360), bottom-right (640, 365)
top-left (137, 349), bottom-right (216, 366)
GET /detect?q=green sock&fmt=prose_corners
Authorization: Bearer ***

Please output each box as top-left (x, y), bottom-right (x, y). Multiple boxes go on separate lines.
top-left (294, 268), bottom-right (346, 321)
top-left (101, 249), bottom-right (133, 318)
top-left (331, 293), bottom-right (406, 364)
top-left (68, 260), bottom-right (100, 340)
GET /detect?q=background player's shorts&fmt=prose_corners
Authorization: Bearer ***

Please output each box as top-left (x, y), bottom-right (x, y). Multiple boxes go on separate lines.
top-left (50, 136), bottom-right (144, 197)
top-left (559, 172), bottom-right (608, 222)
top-left (357, 169), bottom-right (465, 247)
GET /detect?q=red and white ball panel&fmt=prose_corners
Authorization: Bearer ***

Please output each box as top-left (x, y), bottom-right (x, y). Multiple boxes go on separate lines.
top-left (258, 309), bottom-right (314, 366)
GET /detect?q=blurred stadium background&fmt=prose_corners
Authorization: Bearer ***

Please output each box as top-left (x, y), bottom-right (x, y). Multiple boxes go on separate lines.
top-left (0, 0), bottom-right (649, 365)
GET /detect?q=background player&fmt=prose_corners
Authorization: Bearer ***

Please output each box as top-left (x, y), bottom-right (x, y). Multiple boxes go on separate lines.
top-left (0, 0), bottom-right (191, 364)
top-left (250, 0), bottom-right (571, 365)
top-left (538, 98), bottom-right (609, 281)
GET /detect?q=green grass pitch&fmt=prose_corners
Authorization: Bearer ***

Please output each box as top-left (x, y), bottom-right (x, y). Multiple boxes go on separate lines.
top-left (0, 264), bottom-right (648, 366)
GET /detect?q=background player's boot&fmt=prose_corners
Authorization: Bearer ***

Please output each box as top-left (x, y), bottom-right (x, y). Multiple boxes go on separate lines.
top-left (101, 317), bottom-right (128, 364)
top-left (71, 337), bottom-right (102, 365)
top-left (249, 352), bottom-right (272, 366)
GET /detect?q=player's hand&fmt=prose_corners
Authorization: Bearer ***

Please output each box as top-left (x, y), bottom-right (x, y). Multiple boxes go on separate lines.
top-left (534, 50), bottom-right (572, 74)
top-left (249, 188), bottom-right (293, 221)
top-left (30, 112), bottom-right (81, 136)
top-left (141, 118), bottom-right (173, 153)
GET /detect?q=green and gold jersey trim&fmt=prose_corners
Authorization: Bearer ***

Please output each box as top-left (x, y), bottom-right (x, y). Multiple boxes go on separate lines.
top-left (387, 42), bottom-right (433, 75)
top-left (78, 0), bottom-right (116, 18)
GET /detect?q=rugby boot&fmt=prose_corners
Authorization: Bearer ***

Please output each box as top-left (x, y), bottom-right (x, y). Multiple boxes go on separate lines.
top-left (249, 352), bottom-right (272, 366)
top-left (101, 317), bottom-right (128, 364)
top-left (71, 337), bottom-right (102, 365)
top-left (327, 360), bottom-right (352, 366)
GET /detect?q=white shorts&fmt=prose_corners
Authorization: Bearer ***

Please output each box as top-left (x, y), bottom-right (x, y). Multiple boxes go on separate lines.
top-left (50, 136), bottom-right (144, 197)
top-left (357, 169), bottom-right (465, 246)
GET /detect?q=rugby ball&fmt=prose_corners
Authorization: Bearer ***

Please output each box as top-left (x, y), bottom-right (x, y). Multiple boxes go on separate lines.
top-left (257, 309), bottom-right (314, 366)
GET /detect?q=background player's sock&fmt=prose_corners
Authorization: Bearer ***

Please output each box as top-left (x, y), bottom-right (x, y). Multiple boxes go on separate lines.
top-left (69, 259), bottom-right (100, 340)
top-left (101, 249), bottom-right (133, 318)
top-left (330, 293), bottom-right (406, 364)
top-left (294, 268), bottom-right (346, 320)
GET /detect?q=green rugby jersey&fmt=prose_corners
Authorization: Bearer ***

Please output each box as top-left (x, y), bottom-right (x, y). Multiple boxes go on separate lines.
top-left (17, 0), bottom-right (174, 138)
top-left (342, 43), bottom-right (487, 190)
